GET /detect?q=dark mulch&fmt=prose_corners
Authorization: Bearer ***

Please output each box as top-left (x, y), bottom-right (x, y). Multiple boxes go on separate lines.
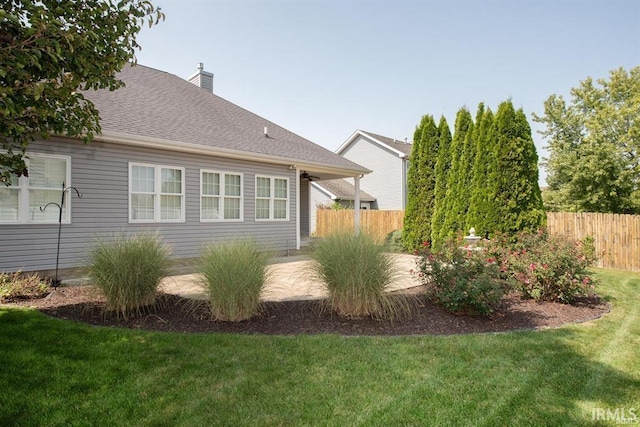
top-left (3, 285), bottom-right (610, 336)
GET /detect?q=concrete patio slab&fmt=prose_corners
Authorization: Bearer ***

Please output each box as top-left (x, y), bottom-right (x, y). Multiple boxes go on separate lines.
top-left (158, 253), bottom-right (421, 302)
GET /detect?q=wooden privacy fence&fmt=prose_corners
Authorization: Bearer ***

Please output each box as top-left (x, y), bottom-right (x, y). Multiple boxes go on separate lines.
top-left (546, 212), bottom-right (640, 272)
top-left (316, 210), bottom-right (640, 271)
top-left (316, 210), bottom-right (404, 242)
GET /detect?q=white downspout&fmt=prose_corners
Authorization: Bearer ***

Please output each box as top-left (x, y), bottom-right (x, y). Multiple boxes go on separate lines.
top-left (354, 175), bottom-right (361, 233)
top-left (400, 154), bottom-right (408, 210)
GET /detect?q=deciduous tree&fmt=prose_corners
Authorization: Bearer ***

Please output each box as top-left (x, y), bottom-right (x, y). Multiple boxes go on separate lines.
top-left (0, 0), bottom-right (164, 183)
top-left (533, 66), bottom-right (640, 213)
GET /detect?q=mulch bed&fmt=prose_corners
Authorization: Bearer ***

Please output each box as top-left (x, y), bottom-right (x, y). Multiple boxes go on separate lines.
top-left (4, 285), bottom-right (610, 336)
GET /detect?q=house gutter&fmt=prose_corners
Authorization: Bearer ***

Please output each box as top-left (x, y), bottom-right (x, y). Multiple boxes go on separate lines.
top-left (93, 130), bottom-right (371, 178)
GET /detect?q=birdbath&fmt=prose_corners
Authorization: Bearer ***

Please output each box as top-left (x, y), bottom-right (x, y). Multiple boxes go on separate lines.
top-left (463, 227), bottom-right (482, 247)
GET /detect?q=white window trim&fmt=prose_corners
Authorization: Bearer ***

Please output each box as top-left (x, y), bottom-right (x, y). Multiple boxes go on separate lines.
top-left (200, 169), bottom-right (244, 222)
top-left (128, 162), bottom-right (185, 223)
top-left (255, 175), bottom-right (290, 221)
top-left (0, 152), bottom-right (72, 225)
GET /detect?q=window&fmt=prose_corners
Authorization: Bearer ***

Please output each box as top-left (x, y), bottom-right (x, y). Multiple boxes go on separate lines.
top-left (255, 176), bottom-right (289, 220)
top-left (0, 154), bottom-right (70, 224)
top-left (129, 163), bottom-right (184, 222)
top-left (201, 170), bottom-right (243, 221)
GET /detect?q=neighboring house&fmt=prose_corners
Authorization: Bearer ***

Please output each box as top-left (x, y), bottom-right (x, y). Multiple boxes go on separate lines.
top-left (0, 63), bottom-right (369, 272)
top-left (336, 130), bottom-right (412, 210)
top-left (309, 130), bottom-right (411, 233)
top-left (309, 179), bottom-right (376, 233)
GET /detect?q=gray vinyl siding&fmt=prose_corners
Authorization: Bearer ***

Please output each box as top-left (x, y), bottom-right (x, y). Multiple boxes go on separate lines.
top-left (299, 180), bottom-right (310, 237)
top-left (340, 135), bottom-right (404, 210)
top-left (0, 138), bottom-right (297, 272)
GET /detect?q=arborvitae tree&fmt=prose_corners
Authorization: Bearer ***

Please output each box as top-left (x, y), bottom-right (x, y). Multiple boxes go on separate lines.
top-left (403, 115), bottom-right (439, 250)
top-left (403, 117), bottom-right (425, 250)
top-left (438, 108), bottom-right (474, 244)
top-left (430, 116), bottom-right (452, 251)
top-left (466, 108), bottom-right (495, 234)
top-left (403, 118), bottom-right (425, 250)
top-left (448, 103), bottom-right (483, 234)
top-left (486, 101), bottom-right (545, 234)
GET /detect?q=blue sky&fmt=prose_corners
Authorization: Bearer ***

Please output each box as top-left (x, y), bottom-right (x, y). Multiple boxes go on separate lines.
top-left (135, 0), bottom-right (640, 185)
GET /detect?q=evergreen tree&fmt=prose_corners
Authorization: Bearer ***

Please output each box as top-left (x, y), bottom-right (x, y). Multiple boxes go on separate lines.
top-left (403, 116), bottom-right (426, 250)
top-left (403, 115), bottom-right (439, 250)
top-left (449, 103), bottom-right (483, 234)
top-left (430, 116), bottom-right (452, 251)
top-left (438, 108), bottom-right (474, 244)
top-left (466, 108), bottom-right (495, 235)
top-left (487, 101), bottom-right (545, 234)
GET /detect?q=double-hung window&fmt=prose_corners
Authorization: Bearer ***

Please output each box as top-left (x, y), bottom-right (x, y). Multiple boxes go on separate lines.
top-left (129, 163), bottom-right (185, 222)
top-left (0, 154), bottom-right (70, 224)
top-left (255, 176), bottom-right (289, 221)
top-left (200, 170), bottom-right (243, 221)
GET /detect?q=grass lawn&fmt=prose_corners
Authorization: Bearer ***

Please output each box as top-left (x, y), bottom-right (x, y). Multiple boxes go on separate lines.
top-left (1, 269), bottom-right (638, 426)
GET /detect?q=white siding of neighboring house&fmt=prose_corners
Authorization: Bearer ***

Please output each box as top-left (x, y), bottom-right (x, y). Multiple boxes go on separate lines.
top-left (309, 184), bottom-right (333, 234)
top-left (340, 135), bottom-right (404, 210)
top-left (0, 138), bottom-right (299, 272)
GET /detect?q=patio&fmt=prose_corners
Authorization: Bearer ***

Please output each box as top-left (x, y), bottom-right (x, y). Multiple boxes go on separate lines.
top-left (159, 253), bottom-right (422, 301)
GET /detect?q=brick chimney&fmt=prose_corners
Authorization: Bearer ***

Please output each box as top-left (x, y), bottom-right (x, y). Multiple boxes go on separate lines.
top-left (188, 63), bottom-right (214, 93)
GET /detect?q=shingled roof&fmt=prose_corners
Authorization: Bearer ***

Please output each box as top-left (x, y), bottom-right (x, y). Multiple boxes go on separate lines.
top-left (311, 179), bottom-right (376, 202)
top-left (84, 64), bottom-right (369, 177)
top-left (358, 130), bottom-right (413, 156)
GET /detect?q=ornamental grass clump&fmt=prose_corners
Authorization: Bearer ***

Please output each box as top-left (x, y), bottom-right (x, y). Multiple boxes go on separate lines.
top-left (88, 233), bottom-right (171, 319)
top-left (309, 231), bottom-right (410, 320)
top-left (198, 239), bottom-right (271, 322)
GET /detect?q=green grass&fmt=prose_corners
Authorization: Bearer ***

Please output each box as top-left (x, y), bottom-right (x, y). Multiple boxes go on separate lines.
top-left (1, 269), bottom-right (638, 426)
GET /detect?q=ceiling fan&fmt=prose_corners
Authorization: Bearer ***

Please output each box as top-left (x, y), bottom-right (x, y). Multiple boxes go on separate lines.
top-left (300, 171), bottom-right (320, 181)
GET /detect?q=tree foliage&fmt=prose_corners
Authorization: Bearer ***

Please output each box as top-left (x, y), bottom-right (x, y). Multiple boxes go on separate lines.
top-left (430, 116), bottom-right (452, 251)
top-left (487, 101), bottom-right (545, 234)
top-left (466, 107), bottom-right (494, 234)
top-left (403, 115), bottom-right (438, 250)
top-left (534, 66), bottom-right (640, 213)
top-left (0, 0), bottom-right (164, 184)
top-left (438, 108), bottom-right (473, 242)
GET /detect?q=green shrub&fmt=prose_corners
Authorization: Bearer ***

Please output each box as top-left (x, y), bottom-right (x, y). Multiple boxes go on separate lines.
top-left (88, 233), bottom-right (171, 319)
top-left (309, 231), bottom-right (410, 320)
top-left (495, 230), bottom-right (598, 303)
top-left (0, 271), bottom-right (50, 302)
top-left (417, 237), bottom-right (507, 316)
top-left (384, 229), bottom-right (406, 253)
top-left (198, 239), bottom-right (271, 322)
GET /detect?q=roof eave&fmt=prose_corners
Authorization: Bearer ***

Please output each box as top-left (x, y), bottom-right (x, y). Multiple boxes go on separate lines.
top-left (336, 130), bottom-right (408, 158)
top-left (95, 130), bottom-right (371, 178)
top-left (310, 181), bottom-right (338, 200)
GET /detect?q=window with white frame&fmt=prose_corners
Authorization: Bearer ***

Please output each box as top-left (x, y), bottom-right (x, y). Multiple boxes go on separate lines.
top-left (201, 170), bottom-right (243, 221)
top-left (255, 176), bottom-right (289, 220)
top-left (0, 154), bottom-right (70, 224)
top-left (129, 163), bottom-right (185, 222)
